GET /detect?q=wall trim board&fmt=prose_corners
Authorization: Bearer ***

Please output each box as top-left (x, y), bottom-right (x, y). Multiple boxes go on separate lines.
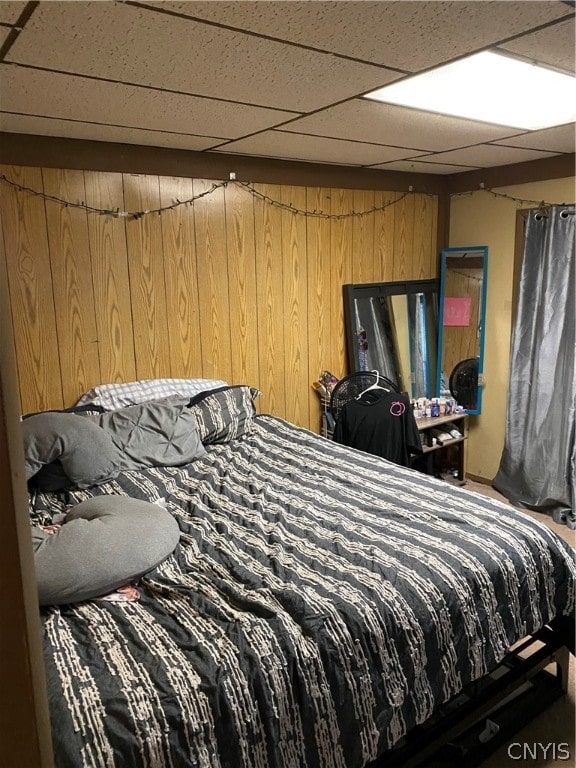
top-left (0, 133), bottom-right (448, 195)
top-left (446, 153), bottom-right (575, 194)
top-left (467, 473), bottom-right (495, 486)
top-left (1, 134), bottom-right (572, 199)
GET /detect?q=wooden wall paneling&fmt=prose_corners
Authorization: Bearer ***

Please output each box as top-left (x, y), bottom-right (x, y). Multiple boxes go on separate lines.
top-left (412, 193), bottom-right (429, 280)
top-left (329, 188), bottom-right (355, 379)
top-left (192, 179), bottom-right (233, 384)
top-left (159, 175), bottom-right (203, 378)
top-left (305, 187), bottom-right (332, 432)
top-left (0, 164), bottom-right (442, 429)
top-left (123, 174), bottom-right (171, 380)
top-left (84, 171), bottom-right (136, 387)
top-left (41, 169), bottom-right (100, 405)
top-left (392, 193), bottom-right (416, 282)
top-left (427, 195), bottom-right (439, 276)
top-left (374, 191), bottom-right (400, 281)
top-left (0, 165), bottom-right (63, 413)
top-left (0, 224), bottom-right (17, 398)
top-left (253, 183), bottom-right (286, 417)
top-left (351, 189), bottom-right (376, 284)
top-left (224, 182), bottom-right (260, 388)
top-left (280, 185), bottom-right (309, 428)
top-left (412, 193), bottom-right (439, 280)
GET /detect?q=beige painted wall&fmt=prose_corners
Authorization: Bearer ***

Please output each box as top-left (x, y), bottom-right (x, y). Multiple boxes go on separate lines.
top-left (449, 177), bottom-right (575, 480)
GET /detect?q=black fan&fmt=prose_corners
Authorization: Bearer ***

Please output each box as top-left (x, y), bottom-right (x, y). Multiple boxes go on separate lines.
top-left (329, 371), bottom-right (399, 421)
top-left (449, 358), bottom-right (479, 410)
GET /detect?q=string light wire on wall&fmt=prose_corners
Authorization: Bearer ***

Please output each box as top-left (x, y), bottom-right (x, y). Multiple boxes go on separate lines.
top-left (0, 172), bottom-right (573, 220)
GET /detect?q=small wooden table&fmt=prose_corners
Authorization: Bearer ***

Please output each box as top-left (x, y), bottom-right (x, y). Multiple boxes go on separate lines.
top-left (413, 412), bottom-right (468, 482)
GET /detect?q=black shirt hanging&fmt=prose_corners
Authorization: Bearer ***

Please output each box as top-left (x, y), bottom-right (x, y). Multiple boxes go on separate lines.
top-left (333, 389), bottom-right (422, 467)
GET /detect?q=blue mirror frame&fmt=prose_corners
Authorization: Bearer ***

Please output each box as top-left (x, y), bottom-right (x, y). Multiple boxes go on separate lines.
top-left (436, 246), bottom-right (488, 415)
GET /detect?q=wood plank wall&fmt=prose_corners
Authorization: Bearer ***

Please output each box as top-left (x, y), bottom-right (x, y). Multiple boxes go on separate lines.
top-left (0, 165), bottom-right (438, 432)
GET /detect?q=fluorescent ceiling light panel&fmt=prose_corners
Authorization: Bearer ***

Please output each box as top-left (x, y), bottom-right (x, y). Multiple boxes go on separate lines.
top-left (364, 51), bottom-right (576, 130)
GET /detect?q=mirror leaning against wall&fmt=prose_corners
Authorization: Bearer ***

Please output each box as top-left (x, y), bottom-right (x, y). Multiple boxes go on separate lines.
top-left (343, 279), bottom-right (440, 400)
top-left (436, 246), bottom-right (488, 415)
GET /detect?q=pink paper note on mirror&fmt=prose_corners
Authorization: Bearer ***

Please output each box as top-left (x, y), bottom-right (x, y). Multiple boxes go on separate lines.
top-left (443, 297), bottom-right (472, 326)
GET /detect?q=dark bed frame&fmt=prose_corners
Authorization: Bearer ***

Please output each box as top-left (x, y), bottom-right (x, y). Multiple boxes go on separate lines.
top-left (373, 617), bottom-right (574, 767)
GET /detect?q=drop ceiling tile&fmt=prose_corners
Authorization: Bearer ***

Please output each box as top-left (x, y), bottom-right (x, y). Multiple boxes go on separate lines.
top-left (425, 144), bottom-right (560, 167)
top-left (0, 113), bottom-right (221, 151)
top-left (283, 100), bottom-right (522, 152)
top-left (498, 18), bottom-right (575, 74)
top-left (214, 130), bottom-right (419, 166)
top-left (147, 1), bottom-right (571, 72)
top-left (0, 2), bottom-right (27, 24)
top-left (371, 159), bottom-right (477, 175)
top-left (494, 123), bottom-right (575, 153)
top-left (8, 1), bottom-right (400, 112)
top-left (0, 65), bottom-right (294, 139)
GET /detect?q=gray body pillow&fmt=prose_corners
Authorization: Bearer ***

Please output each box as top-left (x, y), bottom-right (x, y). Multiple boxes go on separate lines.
top-left (23, 411), bottom-right (124, 490)
top-left (33, 496), bottom-right (180, 606)
top-left (94, 396), bottom-right (206, 468)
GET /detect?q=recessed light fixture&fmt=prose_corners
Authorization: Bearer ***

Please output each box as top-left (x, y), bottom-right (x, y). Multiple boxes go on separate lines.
top-left (363, 51), bottom-right (576, 130)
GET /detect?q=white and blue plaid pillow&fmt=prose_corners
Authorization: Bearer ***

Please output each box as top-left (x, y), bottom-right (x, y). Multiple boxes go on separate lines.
top-left (76, 377), bottom-right (228, 411)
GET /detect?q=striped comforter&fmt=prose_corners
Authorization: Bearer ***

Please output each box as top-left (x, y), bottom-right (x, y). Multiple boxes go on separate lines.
top-left (31, 416), bottom-right (576, 768)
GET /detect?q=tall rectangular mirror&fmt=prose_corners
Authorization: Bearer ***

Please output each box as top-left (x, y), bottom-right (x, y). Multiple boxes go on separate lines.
top-left (343, 279), bottom-right (439, 399)
top-left (436, 246), bottom-right (488, 414)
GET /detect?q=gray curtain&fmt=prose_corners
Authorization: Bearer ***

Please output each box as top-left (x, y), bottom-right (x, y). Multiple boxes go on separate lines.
top-left (493, 206), bottom-right (575, 520)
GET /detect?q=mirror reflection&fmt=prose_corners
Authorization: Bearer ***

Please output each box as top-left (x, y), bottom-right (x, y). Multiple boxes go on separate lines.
top-left (343, 280), bottom-right (439, 400)
top-left (437, 247), bottom-right (488, 414)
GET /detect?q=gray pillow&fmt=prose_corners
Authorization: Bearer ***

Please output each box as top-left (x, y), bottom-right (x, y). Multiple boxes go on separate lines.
top-left (34, 496), bottom-right (180, 606)
top-left (23, 412), bottom-right (124, 490)
top-left (95, 396), bottom-right (206, 468)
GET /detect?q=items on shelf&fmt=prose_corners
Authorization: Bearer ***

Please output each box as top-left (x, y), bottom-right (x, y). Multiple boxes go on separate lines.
top-left (430, 427), bottom-right (462, 446)
top-left (411, 396), bottom-right (466, 419)
top-left (412, 411), bottom-right (468, 485)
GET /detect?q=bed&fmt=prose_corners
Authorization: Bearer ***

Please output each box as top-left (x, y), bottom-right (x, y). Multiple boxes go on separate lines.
top-left (26, 383), bottom-right (575, 768)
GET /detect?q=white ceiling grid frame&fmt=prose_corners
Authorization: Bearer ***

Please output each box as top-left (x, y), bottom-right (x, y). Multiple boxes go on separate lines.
top-left (498, 17), bottom-right (576, 74)
top-left (0, 2), bottom-right (28, 25)
top-left (140, 1), bottom-right (572, 71)
top-left (0, 64), bottom-right (296, 139)
top-left (213, 129), bottom-right (425, 166)
top-left (494, 123), bottom-right (575, 153)
top-left (6, 0), bottom-right (401, 111)
top-left (280, 100), bottom-right (525, 151)
top-left (0, 0), bottom-right (573, 174)
top-left (0, 111), bottom-right (222, 151)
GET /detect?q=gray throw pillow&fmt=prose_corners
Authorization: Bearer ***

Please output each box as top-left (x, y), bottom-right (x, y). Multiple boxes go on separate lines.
top-left (95, 396), bottom-right (206, 468)
top-left (23, 412), bottom-right (124, 490)
top-left (34, 496), bottom-right (180, 606)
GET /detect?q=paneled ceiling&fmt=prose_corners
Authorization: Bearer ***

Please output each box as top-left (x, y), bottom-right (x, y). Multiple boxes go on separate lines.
top-left (0, 0), bottom-right (574, 175)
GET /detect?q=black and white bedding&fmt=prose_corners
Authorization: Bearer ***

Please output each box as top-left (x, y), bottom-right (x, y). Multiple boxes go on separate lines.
top-left (29, 412), bottom-right (575, 768)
